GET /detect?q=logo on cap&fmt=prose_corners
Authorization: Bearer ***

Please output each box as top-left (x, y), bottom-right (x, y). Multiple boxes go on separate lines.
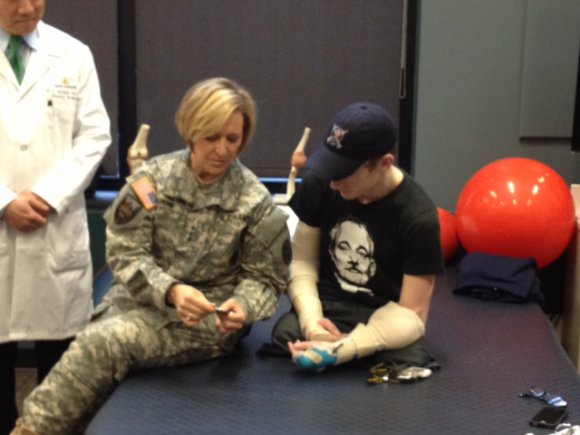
top-left (326, 124), bottom-right (348, 150)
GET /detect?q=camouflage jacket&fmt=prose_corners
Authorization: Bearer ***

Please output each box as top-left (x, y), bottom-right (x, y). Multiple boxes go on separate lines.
top-left (103, 150), bottom-right (291, 324)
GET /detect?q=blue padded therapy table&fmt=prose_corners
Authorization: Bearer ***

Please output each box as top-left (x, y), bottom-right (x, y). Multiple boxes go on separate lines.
top-left (85, 269), bottom-right (580, 435)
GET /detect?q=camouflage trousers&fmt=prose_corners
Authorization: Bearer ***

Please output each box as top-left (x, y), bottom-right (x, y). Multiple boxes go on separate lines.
top-left (20, 299), bottom-right (241, 435)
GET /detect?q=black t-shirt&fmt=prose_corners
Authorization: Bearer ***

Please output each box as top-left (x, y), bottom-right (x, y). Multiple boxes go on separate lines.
top-left (290, 170), bottom-right (444, 308)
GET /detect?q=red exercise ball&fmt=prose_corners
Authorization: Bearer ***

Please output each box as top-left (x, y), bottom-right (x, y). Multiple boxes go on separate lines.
top-left (455, 158), bottom-right (575, 268)
top-left (437, 208), bottom-right (459, 262)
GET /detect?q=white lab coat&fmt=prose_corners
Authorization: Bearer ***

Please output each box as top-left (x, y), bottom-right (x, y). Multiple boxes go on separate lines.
top-left (0, 22), bottom-right (111, 342)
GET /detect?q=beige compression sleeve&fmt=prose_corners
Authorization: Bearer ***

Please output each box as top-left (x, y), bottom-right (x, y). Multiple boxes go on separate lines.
top-left (288, 220), bottom-right (327, 339)
top-left (332, 301), bottom-right (426, 365)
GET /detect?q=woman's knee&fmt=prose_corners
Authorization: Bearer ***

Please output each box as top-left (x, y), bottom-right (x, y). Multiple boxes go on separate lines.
top-left (65, 318), bottom-right (143, 384)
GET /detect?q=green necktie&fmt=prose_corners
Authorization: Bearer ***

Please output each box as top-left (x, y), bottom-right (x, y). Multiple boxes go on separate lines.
top-left (7, 35), bottom-right (25, 84)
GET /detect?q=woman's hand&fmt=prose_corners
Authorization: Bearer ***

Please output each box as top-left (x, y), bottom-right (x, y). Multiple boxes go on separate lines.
top-left (167, 283), bottom-right (216, 326)
top-left (214, 299), bottom-right (246, 333)
top-left (167, 285), bottom-right (246, 332)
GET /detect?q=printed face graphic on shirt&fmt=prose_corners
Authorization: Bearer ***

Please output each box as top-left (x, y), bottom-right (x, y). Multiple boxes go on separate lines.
top-left (329, 218), bottom-right (377, 294)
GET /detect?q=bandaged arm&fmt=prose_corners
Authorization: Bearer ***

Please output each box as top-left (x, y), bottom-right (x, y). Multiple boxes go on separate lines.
top-left (332, 275), bottom-right (435, 365)
top-left (288, 220), bottom-right (328, 339)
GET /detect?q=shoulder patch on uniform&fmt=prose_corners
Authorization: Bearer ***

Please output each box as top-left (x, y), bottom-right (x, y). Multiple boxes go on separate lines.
top-left (130, 176), bottom-right (157, 210)
top-left (114, 194), bottom-right (142, 224)
top-left (282, 238), bottom-right (292, 265)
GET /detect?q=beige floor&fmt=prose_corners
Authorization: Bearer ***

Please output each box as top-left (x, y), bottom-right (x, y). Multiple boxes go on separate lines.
top-left (15, 367), bottom-right (37, 414)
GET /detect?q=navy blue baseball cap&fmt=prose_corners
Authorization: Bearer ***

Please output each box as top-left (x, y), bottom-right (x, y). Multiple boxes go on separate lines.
top-left (306, 102), bottom-right (397, 181)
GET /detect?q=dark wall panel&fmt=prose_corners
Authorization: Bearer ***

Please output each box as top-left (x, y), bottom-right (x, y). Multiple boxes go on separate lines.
top-left (43, 0), bottom-right (119, 176)
top-left (136, 0), bottom-right (404, 177)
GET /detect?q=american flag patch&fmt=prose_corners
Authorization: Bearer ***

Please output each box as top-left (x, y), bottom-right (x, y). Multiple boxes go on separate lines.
top-left (130, 176), bottom-right (157, 210)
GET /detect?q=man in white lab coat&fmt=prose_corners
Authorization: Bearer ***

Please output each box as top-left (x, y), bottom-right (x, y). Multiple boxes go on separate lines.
top-left (0, 1), bottom-right (111, 433)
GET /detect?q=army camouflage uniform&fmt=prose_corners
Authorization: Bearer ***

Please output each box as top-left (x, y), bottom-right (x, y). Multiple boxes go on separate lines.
top-left (19, 150), bottom-right (291, 435)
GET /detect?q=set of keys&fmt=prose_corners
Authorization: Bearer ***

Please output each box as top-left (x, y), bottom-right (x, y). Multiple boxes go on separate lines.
top-left (366, 363), bottom-right (432, 385)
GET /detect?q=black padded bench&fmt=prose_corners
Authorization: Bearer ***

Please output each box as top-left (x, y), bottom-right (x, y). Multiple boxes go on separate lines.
top-left (85, 268), bottom-right (580, 434)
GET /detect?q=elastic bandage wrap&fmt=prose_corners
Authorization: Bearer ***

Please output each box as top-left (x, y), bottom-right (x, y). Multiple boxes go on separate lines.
top-left (288, 221), bottom-right (327, 339)
top-left (332, 301), bottom-right (426, 365)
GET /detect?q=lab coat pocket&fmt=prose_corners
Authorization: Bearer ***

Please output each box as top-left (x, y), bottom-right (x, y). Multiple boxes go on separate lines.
top-left (52, 95), bottom-right (76, 123)
top-left (46, 82), bottom-right (78, 141)
top-left (49, 248), bottom-right (91, 274)
top-left (47, 207), bottom-right (91, 273)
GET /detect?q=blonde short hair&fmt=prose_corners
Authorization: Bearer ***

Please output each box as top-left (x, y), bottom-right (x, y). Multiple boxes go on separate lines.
top-left (175, 77), bottom-right (257, 153)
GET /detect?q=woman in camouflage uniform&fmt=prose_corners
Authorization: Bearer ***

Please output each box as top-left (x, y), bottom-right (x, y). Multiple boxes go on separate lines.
top-left (13, 77), bottom-right (291, 435)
